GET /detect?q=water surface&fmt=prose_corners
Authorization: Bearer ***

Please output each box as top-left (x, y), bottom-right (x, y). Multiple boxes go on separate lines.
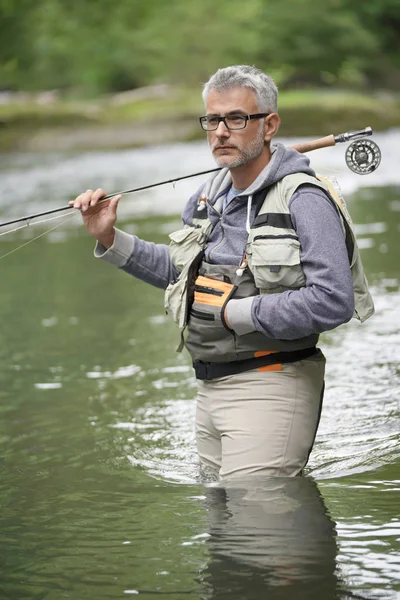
top-left (0, 135), bottom-right (399, 599)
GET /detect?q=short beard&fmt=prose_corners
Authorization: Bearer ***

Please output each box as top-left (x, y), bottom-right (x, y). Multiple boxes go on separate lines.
top-left (212, 123), bottom-right (265, 169)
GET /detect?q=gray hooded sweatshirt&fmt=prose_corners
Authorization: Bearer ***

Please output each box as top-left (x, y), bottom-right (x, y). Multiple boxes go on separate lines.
top-left (95, 143), bottom-right (354, 341)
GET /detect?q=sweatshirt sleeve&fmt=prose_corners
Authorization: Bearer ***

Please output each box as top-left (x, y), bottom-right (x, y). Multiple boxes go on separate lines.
top-left (226, 186), bottom-right (355, 339)
top-left (94, 228), bottom-right (179, 290)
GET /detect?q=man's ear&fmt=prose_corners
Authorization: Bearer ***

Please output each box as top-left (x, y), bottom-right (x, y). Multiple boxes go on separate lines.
top-left (264, 113), bottom-right (281, 142)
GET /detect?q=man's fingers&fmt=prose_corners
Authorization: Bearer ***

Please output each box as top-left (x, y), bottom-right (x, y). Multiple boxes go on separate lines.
top-left (69, 188), bottom-right (109, 211)
top-left (80, 189), bottom-right (94, 211)
top-left (71, 189), bottom-right (93, 211)
top-left (90, 188), bottom-right (107, 206)
top-left (69, 190), bottom-right (91, 209)
top-left (109, 194), bottom-right (122, 217)
top-left (110, 194), bottom-right (122, 206)
top-left (69, 188), bottom-right (119, 216)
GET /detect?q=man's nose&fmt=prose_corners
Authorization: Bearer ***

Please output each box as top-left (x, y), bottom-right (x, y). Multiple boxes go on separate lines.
top-left (215, 120), bottom-right (230, 136)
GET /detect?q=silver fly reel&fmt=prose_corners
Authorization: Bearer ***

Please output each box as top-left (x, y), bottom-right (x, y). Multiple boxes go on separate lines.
top-left (334, 127), bottom-right (382, 175)
top-left (345, 139), bottom-right (382, 175)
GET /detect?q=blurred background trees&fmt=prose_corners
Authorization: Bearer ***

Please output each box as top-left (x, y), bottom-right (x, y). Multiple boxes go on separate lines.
top-left (1, 0), bottom-right (399, 95)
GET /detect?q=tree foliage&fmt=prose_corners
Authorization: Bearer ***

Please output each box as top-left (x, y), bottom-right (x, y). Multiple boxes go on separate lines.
top-left (0, 0), bottom-right (399, 93)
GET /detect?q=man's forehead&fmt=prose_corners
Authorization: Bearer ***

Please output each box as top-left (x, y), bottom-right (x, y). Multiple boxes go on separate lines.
top-left (206, 87), bottom-right (258, 111)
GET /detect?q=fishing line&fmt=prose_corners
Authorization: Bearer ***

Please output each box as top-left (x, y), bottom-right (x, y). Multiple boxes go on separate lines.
top-left (0, 210), bottom-right (78, 261)
top-left (318, 167), bottom-right (350, 176)
top-left (0, 209), bottom-right (78, 238)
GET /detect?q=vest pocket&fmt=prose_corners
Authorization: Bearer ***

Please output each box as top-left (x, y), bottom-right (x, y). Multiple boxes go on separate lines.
top-left (168, 225), bottom-right (208, 272)
top-left (185, 276), bottom-right (237, 362)
top-left (164, 275), bottom-right (189, 329)
top-left (186, 304), bottom-right (236, 361)
top-left (247, 236), bottom-right (306, 292)
top-left (190, 308), bottom-right (215, 321)
top-left (190, 275), bottom-right (237, 333)
top-left (164, 250), bottom-right (205, 329)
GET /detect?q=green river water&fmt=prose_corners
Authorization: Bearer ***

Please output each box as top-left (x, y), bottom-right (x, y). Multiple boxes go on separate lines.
top-left (0, 138), bottom-right (399, 599)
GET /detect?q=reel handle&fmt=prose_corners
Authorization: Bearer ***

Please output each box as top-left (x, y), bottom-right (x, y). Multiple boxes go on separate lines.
top-left (290, 135), bottom-right (336, 154)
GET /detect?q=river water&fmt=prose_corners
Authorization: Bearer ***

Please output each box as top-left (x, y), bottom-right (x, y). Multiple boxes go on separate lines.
top-left (0, 132), bottom-right (399, 600)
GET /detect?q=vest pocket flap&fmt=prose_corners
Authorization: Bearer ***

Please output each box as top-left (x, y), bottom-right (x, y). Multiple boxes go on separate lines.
top-left (169, 227), bottom-right (197, 243)
top-left (248, 238), bottom-right (305, 292)
top-left (251, 238), bottom-right (301, 267)
top-left (168, 226), bottom-right (207, 272)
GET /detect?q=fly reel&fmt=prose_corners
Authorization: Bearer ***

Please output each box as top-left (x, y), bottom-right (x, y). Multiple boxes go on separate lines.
top-left (345, 138), bottom-right (382, 175)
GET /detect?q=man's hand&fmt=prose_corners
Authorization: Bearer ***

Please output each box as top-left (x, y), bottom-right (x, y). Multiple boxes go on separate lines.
top-left (69, 188), bottom-right (122, 249)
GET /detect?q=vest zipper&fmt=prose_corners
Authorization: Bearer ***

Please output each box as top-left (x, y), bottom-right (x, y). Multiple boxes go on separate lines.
top-left (194, 285), bottom-right (224, 296)
top-left (253, 234), bottom-right (299, 241)
top-left (207, 216), bottom-right (225, 263)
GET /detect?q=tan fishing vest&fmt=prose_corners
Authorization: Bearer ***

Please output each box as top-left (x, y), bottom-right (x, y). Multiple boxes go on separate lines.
top-left (164, 173), bottom-right (374, 362)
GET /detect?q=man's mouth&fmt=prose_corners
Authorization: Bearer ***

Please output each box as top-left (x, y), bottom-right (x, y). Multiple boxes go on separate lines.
top-left (213, 145), bottom-right (237, 152)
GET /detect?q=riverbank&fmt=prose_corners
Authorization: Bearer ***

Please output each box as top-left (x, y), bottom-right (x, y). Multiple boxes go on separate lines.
top-left (1, 86), bottom-right (399, 152)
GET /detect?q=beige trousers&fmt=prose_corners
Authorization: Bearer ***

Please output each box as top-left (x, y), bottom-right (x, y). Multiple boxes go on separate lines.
top-left (195, 352), bottom-right (326, 480)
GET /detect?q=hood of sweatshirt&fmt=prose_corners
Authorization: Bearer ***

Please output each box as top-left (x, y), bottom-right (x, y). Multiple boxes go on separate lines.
top-left (202, 142), bottom-right (316, 205)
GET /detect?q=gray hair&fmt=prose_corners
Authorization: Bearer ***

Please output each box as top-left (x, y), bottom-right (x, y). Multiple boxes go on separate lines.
top-left (202, 65), bottom-right (278, 113)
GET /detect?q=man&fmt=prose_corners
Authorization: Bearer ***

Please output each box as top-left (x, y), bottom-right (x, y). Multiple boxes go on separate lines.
top-left (71, 65), bottom-right (373, 480)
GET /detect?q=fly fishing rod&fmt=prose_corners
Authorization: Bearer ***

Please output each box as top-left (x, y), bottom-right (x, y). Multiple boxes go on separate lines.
top-left (0, 126), bottom-right (381, 230)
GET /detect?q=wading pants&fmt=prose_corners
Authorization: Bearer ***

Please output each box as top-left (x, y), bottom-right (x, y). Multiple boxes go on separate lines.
top-left (195, 352), bottom-right (326, 480)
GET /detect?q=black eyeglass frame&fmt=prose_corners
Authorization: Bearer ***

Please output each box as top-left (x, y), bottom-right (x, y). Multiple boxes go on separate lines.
top-left (199, 113), bottom-right (270, 131)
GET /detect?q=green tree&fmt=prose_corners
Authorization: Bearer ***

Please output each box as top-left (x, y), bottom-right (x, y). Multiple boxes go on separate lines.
top-left (0, 0), bottom-right (399, 93)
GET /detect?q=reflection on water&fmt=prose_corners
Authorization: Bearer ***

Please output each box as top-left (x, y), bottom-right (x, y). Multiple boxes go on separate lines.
top-left (323, 476), bottom-right (400, 600)
top-left (201, 477), bottom-right (338, 600)
top-left (0, 139), bottom-right (399, 599)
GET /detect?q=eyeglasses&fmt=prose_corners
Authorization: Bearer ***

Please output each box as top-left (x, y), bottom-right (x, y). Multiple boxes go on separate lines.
top-left (199, 113), bottom-right (270, 131)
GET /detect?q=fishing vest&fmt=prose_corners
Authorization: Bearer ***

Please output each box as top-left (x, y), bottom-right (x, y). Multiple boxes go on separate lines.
top-left (164, 173), bottom-right (374, 364)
